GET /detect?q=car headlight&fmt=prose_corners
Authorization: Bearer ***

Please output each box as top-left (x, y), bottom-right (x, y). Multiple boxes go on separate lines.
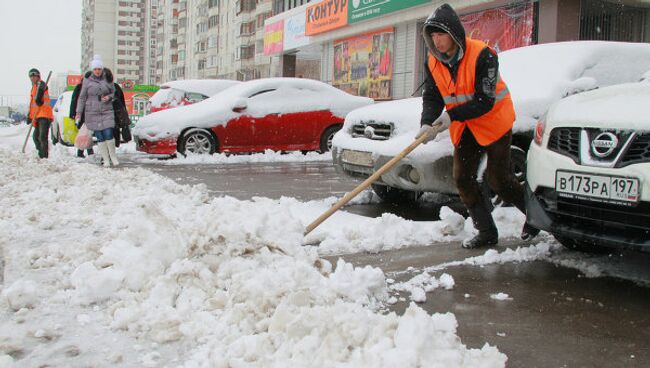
top-left (534, 118), bottom-right (546, 146)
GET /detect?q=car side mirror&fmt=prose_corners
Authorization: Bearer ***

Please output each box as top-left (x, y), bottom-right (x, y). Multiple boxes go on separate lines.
top-left (232, 98), bottom-right (247, 113)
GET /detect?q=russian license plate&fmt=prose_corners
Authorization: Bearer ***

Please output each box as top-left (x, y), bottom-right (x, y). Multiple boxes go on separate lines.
top-left (555, 170), bottom-right (640, 204)
top-left (341, 150), bottom-right (373, 167)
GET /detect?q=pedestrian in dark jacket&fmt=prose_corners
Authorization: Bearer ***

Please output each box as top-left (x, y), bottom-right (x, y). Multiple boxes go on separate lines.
top-left (103, 68), bottom-right (130, 148)
top-left (70, 71), bottom-right (94, 158)
top-left (27, 68), bottom-right (54, 158)
top-left (75, 55), bottom-right (119, 167)
top-left (415, 3), bottom-right (539, 248)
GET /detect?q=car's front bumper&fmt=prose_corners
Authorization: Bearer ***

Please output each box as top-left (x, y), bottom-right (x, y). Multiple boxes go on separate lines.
top-left (331, 146), bottom-right (458, 194)
top-left (526, 142), bottom-right (650, 250)
top-left (135, 136), bottom-right (177, 155)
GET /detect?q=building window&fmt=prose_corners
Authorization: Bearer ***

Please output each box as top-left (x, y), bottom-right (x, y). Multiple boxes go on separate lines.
top-left (240, 45), bottom-right (255, 60)
top-left (208, 36), bottom-right (218, 48)
top-left (209, 0), bottom-right (219, 8)
top-left (240, 21), bottom-right (255, 35)
top-left (198, 59), bottom-right (206, 70)
top-left (208, 15), bottom-right (219, 29)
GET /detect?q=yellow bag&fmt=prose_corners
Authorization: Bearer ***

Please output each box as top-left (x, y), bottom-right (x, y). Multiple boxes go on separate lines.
top-left (63, 117), bottom-right (79, 145)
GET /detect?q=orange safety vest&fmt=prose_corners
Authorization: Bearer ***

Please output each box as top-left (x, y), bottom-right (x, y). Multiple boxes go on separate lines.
top-left (428, 38), bottom-right (515, 146)
top-left (29, 82), bottom-right (54, 125)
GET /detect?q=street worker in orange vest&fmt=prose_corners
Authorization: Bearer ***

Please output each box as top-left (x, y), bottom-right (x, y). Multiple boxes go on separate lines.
top-left (415, 3), bottom-right (539, 249)
top-left (27, 68), bottom-right (54, 158)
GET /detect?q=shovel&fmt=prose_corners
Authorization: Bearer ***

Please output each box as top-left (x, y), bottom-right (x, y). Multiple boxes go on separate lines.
top-left (303, 123), bottom-right (443, 239)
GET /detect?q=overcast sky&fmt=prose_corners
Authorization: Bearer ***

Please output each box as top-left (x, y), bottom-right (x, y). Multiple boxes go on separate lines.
top-left (0, 0), bottom-right (81, 105)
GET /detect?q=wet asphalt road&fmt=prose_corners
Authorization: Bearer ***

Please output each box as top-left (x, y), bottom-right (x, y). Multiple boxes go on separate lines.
top-left (123, 156), bottom-right (650, 367)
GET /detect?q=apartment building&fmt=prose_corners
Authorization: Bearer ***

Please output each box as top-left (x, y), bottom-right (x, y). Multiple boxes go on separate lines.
top-left (153, 0), bottom-right (277, 83)
top-left (81, 0), bottom-right (157, 84)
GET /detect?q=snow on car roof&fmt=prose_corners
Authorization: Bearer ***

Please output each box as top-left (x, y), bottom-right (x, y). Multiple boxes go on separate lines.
top-left (161, 79), bottom-right (241, 97)
top-left (149, 79), bottom-right (241, 108)
top-left (501, 41), bottom-right (650, 131)
top-left (549, 82), bottom-right (650, 130)
top-left (135, 78), bottom-right (373, 141)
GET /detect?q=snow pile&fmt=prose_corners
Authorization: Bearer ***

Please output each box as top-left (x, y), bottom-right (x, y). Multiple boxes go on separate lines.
top-left (334, 41), bottom-right (650, 159)
top-left (135, 78), bottom-right (373, 142)
top-left (0, 148), bottom-right (506, 367)
top-left (490, 293), bottom-right (512, 301)
top-left (391, 273), bottom-right (456, 304)
top-left (134, 149), bottom-right (331, 165)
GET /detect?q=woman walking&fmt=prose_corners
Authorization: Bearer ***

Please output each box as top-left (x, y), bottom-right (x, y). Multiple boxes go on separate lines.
top-left (75, 55), bottom-right (119, 167)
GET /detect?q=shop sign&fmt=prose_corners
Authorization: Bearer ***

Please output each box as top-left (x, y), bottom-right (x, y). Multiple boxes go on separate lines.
top-left (284, 12), bottom-right (310, 50)
top-left (264, 20), bottom-right (285, 55)
top-left (67, 74), bottom-right (82, 87)
top-left (305, 0), bottom-right (348, 36)
top-left (349, 0), bottom-right (429, 24)
top-left (460, 2), bottom-right (535, 52)
top-left (333, 27), bottom-right (394, 100)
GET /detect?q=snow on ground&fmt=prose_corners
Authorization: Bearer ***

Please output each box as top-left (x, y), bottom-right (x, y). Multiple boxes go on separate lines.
top-left (131, 149), bottom-right (331, 165)
top-left (0, 141), bottom-right (507, 366)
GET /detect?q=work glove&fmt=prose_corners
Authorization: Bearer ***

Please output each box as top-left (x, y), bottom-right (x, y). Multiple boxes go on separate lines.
top-left (415, 124), bottom-right (439, 144)
top-left (433, 111), bottom-right (451, 130)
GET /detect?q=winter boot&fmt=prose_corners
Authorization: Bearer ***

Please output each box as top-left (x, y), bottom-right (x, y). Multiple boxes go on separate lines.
top-left (97, 141), bottom-right (111, 168)
top-left (512, 196), bottom-right (541, 241)
top-left (106, 139), bottom-right (119, 166)
top-left (462, 204), bottom-right (499, 249)
top-left (521, 222), bottom-right (540, 241)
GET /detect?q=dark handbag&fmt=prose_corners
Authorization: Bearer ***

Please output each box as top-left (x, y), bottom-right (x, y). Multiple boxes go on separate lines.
top-left (121, 124), bottom-right (132, 143)
top-left (114, 100), bottom-right (131, 128)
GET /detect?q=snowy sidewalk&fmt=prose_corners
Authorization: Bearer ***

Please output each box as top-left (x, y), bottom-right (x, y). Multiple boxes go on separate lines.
top-left (0, 146), bottom-right (507, 367)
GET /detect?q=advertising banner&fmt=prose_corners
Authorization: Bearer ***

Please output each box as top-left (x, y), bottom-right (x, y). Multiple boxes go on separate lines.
top-left (67, 74), bottom-right (82, 87)
top-left (264, 21), bottom-right (284, 55)
top-left (284, 12), bottom-right (310, 50)
top-left (349, 0), bottom-right (429, 24)
top-left (119, 83), bottom-right (159, 124)
top-left (460, 2), bottom-right (535, 52)
top-left (333, 27), bottom-right (394, 100)
top-left (306, 0), bottom-right (348, 36)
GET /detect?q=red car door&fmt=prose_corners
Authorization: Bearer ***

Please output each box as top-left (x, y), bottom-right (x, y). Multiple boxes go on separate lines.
top-left (214, 114), bottom-right (255, 153)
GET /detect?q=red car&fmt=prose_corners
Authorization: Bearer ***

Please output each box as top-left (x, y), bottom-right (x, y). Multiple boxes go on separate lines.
top-left (133, 78), bottom-right (373, 155)
top-left (147, 79), bottom-right (240, 114)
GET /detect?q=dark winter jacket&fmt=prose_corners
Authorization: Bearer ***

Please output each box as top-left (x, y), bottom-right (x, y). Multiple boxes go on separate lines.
top-left (420, 3), bottom-right (499, 126)
top-left (76, 70), bottom-right (116, 131)
top-left (69, 72), bottom-right (91, 121)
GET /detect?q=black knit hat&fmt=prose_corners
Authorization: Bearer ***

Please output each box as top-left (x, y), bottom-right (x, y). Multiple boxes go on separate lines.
top-left (28, 68), bottom-right (40, 77)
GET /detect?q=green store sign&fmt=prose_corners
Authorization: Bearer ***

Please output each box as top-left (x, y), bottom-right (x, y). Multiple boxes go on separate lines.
top-left (348, 0), bottom-right (431, 23)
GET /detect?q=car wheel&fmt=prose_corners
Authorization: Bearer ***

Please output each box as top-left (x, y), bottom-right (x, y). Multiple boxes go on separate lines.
top-left (553, 235), bottom-right (608, 254)
top-left (319, 125), bottom-right (341, 153)
top-left (178, 130), bottom-right (217, 155)
top-left (481, 145), bottom-right (527, 208)
top-left (371, 184), bottom-right (422, 204)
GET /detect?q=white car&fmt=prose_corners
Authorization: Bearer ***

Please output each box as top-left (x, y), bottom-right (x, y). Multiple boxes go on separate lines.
top-left (51, 90), bottom-right (75, 146)
top-left (525, 82), bottom-right (650, 251)
top-left (332, 41), bottom-right (650, 202)
top-left (147, 79), bottom-right (241, 114)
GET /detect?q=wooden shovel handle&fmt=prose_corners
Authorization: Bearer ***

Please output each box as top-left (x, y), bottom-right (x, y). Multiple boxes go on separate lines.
top-left (303, 124), bottom-right (442, 236)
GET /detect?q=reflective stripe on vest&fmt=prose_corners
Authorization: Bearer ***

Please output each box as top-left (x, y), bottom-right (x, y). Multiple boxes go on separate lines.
top-left (428, 38), bottom-right (516, 146)
top-left (29, 83), bottom-right (54, 122)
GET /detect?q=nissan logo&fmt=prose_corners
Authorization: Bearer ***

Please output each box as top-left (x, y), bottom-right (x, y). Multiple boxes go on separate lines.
top-left (364, 125), bottom-right (375, 139)
top-left (591, 132), bottom-right (619, 158)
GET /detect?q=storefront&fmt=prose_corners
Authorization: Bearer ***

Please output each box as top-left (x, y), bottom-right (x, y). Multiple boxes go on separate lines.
top-left (265, 0), bottom-right (649, 100)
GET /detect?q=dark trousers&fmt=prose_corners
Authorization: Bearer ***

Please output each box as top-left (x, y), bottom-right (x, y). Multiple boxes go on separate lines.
top-left (32, 118), bottom-right (51, 158)
top-left (453, 128), bottom-right (525, 213)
